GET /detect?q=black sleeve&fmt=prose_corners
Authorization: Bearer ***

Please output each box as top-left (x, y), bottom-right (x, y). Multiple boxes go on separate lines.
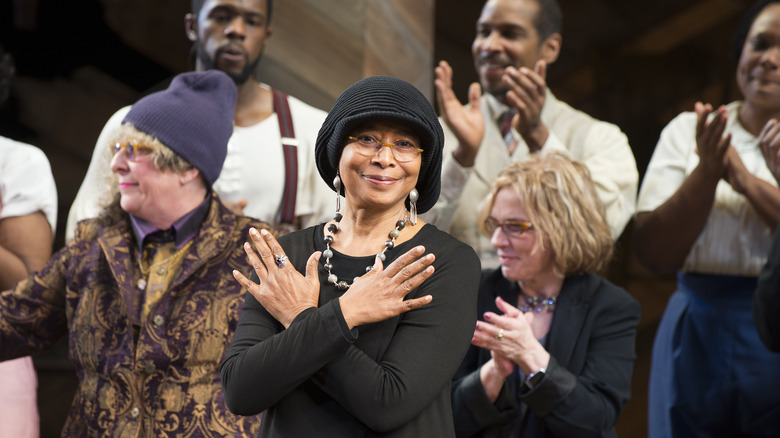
top-left (451, 276), bottom-right (641, 438)
top-left (526, 286), bottom-right (641, 438)
top-left (220, 287), bottom-right (357, 415)
top-left (755, 226), bottom-right (780, 352)
top-left (452, 270), bottom-right (519, 437)
top-left (220, 230), bottom-right (481, 431)
top-left (305, 240), bottom-right (481, 432)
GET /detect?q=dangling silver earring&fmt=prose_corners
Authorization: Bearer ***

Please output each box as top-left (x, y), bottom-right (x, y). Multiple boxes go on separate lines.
top-left (408, 188), bottom-right (419, 225)
top-left (333, 174), bottom-right (342, 214)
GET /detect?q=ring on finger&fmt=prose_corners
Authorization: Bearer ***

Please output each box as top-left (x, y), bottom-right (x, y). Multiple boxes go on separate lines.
top-left (274, 254), bottom-right (288, 269)
top-left (495, 328), bottom-right (504, 341)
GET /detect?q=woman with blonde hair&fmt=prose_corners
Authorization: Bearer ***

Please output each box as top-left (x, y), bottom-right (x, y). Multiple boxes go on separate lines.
top-left (1, 71), bottom-right (271, 437)
top-left (452, 152), bottom-right (640, 438)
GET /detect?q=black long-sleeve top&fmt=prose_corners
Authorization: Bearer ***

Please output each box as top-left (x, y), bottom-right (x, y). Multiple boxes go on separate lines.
top-left (221, 223), bottom-right (481, 437)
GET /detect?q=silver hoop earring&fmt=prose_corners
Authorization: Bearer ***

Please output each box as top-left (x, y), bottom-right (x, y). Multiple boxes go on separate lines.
top-left (408, 188), bottom-right (419, 225)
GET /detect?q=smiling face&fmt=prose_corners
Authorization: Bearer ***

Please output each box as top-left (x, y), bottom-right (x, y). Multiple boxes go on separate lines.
top-left (110, 148), bottom-right (189, 226)
top-left (472, 0), bottom-right (548, 97)
top-left (737, 3), bottom-right (780, 113)
top-left (187, 0), bottom-right (271, 84)
top-left (489, 186), bottom-right (556, 286)
top-left (338, 121), bottom-right (422, 214)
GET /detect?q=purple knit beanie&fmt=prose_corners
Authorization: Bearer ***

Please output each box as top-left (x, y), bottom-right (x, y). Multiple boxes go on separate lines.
top-left (122, 70), bottom-right (237, 186)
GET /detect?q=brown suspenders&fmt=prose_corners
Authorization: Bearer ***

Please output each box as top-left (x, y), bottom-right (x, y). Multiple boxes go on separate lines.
top-left (271, 89), bottom-right (298, 226)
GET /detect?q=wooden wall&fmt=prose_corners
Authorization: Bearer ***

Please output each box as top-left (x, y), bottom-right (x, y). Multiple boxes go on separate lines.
top-left (258, 0), bottom-right (435, 111)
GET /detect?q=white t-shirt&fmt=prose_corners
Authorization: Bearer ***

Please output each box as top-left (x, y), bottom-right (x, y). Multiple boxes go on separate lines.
top-left (0, 135), bottom-right (58, 231)
top-left (636, 101), bottom-right (775, 276)
top-left (65, 84), bottom-right (332, 241)
top-left (0, 135), bottom-right (53, 438)
top-left (426, 91), bottom-right (638, 269)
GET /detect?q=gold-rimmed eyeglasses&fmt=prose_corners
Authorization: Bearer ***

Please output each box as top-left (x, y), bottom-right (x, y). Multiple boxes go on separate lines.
top-left (484, 217), bottom-right (534, 237)
top-left (347, 135), bottom-right (423, 163)
top-left (110, 142), bottom-right (154, 162)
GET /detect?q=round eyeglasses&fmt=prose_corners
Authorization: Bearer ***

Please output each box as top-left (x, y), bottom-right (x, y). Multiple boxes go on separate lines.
top-left (347, 135), bottom-right (423, 163)
top-left (484, 217), bottom-right (534, 237)
top-left (110, 142), bottom-right (154, 162)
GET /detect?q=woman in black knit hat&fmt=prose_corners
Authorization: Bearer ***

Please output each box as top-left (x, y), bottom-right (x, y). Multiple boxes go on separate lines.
top-left (222, 76), bottom-right (481, 437)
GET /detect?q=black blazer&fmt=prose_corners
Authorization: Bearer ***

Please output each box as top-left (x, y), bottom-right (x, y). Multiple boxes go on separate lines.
top-left (452, 269), bottom-right (641, 438)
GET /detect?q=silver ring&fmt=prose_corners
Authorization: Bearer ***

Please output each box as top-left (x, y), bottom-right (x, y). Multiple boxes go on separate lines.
top-left (495, 328), bottom-right (504, 341)
top-left (274, 254), bottom-right (288, 269)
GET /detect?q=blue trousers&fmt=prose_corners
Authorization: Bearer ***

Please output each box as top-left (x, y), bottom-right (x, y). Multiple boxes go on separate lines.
top-left (649, 273), bottom-right (780, 438)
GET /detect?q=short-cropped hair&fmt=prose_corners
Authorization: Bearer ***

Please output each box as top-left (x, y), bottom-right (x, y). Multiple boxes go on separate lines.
top-left (478, 152), bottom-right (613, 276)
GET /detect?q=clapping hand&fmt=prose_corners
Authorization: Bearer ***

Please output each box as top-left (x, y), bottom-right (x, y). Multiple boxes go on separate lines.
top-left (694, 102), bottom-right (732, 179)
top-left (435, 60), bottom-right (485, 167)
top-left (503, 60), bottom-right (549, 152)
top-left (472, 297), bottom-right (550, 376)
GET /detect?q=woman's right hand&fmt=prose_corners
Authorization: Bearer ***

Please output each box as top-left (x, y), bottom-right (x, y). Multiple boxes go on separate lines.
top-left (233, 228), bottom-right (321, 329)
top-left (479, 352), bottom-right (515, 403)
top-left (435, 60), bottom-right (485, 168)
top-left (473, 298), bottom-right (550, 376)
top-left (694, 102), bottom-right (732, 178)
top-left (338, 245), bottom-right (435, 329)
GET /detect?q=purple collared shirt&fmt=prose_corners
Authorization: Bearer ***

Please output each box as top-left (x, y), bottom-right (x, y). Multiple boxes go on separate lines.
top-left (129, 193), bottom-right (211, 255)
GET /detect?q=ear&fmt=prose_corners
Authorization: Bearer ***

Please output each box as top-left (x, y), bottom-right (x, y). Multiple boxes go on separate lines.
top-left (263, 25), bottom-right (274, 48)
top-left (179, 167), bottom-right (202, 186)
top-left (184, 13), bottom-right (198, 42)
top-left (539, 33), bottom-right (562, 65)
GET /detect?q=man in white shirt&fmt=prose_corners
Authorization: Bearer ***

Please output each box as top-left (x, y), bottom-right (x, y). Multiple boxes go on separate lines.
top-left (428, 0), bottom-right (638, 268)
top-left (66, 0), bottom-right (332, 241)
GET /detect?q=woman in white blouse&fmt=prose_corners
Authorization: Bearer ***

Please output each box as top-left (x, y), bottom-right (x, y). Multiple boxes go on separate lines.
top-left (634, 1), bottom-right (780, 437)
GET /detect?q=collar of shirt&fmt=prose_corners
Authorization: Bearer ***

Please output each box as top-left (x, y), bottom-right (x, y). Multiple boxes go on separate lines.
top-left (130, 192), bottom-right (211, 253)
top-left (484, 93), bottom-right (511, 126)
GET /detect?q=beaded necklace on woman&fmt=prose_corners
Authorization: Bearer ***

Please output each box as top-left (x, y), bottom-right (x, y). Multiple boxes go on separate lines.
top-left (320, 177), bottom-right (419, 291)
top-left (321, 213), bottom-right (412, 291)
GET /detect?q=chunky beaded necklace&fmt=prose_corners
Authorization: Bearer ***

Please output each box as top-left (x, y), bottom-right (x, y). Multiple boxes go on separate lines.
top-left (322, 212), bottom-right (408, 291)
top-left (520, 293), bottom-right (557, 313)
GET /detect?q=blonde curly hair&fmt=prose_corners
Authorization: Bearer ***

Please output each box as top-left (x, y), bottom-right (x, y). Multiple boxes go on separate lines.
top-left (478, 152), bottom-right (614, 276)
top-left (96, 123), bottom-right (203, 212)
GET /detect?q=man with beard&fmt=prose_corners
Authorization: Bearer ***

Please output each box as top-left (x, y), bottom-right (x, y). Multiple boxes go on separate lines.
top-left (66, 0), bottom-right (331, 240)
top-left (426, 0), bottom-right (638, 268)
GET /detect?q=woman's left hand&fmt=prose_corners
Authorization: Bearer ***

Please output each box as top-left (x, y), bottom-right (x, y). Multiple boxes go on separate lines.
top-left (233, 228), bottom-right (321, 329)
top-left (473, 297), bottom-right (551, 375)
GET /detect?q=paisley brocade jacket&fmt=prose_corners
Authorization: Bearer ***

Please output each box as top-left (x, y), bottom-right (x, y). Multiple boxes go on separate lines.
top-left (0, 196), bottom-right (271, 437)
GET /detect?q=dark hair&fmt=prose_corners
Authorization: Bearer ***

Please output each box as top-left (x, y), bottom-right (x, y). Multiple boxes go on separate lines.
top-left (533, 0), bottom-right (563, 40)
top-left (315, 76), bottom-right (444, 215)
top-left (191, 0), bottom-right (273, 24)
top-left (0, 45), bottom-right (14, 106)
top-left (732, 0), bottom-right (780, 62)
